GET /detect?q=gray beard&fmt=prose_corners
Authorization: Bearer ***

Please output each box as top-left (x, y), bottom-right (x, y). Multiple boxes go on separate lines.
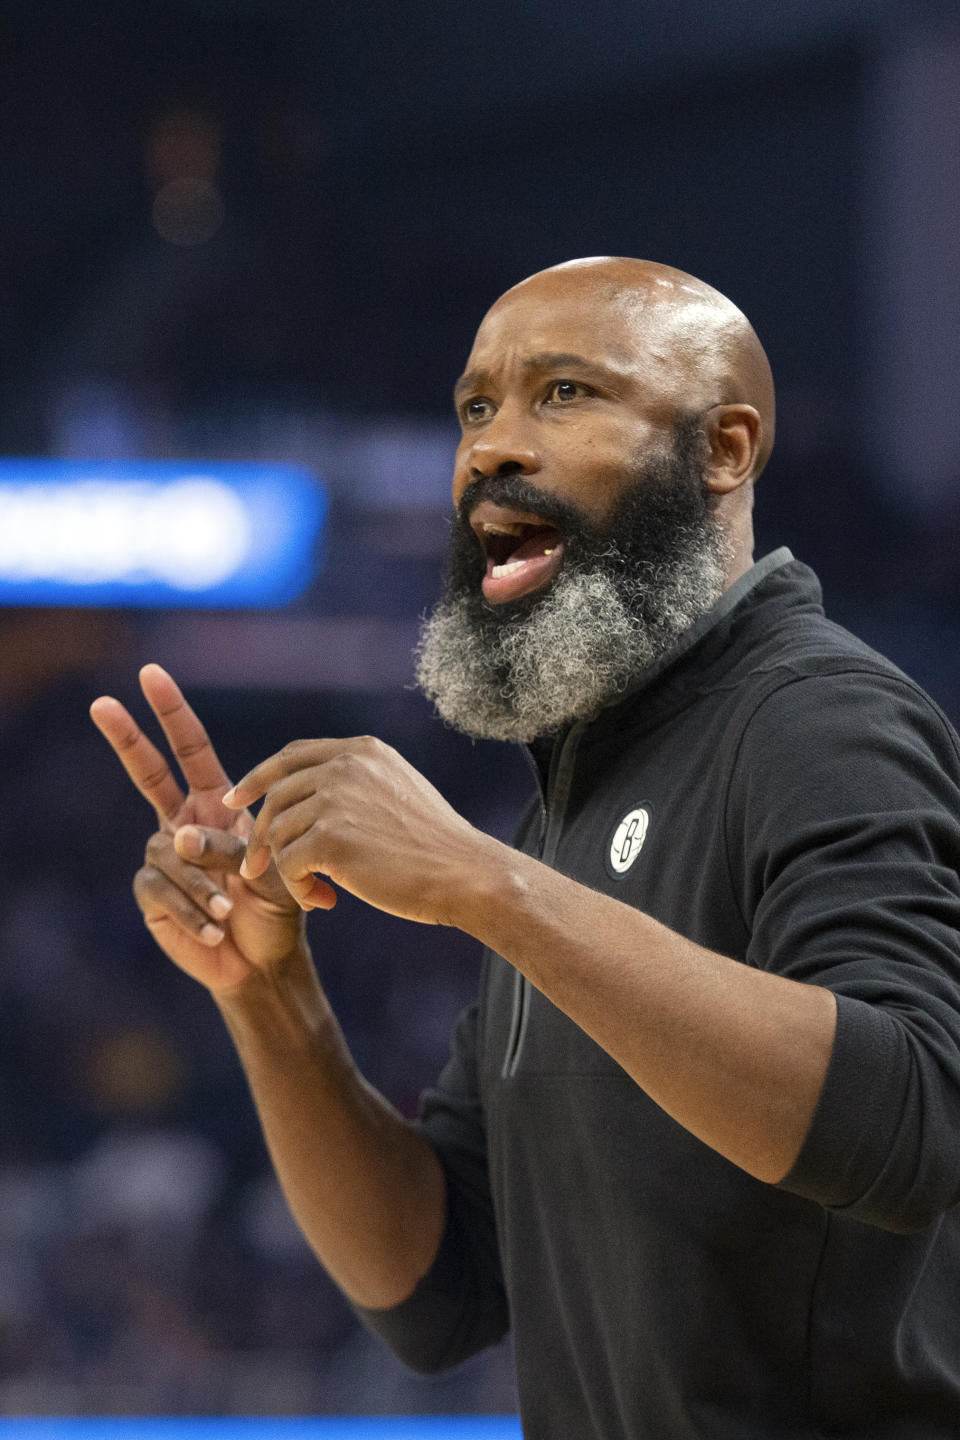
top-left (415, 542), bottom-right (726, 743)
top-left (414, 434), bottom-right (729, 743)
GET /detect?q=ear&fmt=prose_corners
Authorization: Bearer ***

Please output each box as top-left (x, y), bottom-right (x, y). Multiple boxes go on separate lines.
top-left (703, 404), bottom-right (762, 494)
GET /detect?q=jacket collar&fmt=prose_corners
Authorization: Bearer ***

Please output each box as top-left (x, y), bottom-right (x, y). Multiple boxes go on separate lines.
top-left (572, 547), bottom-right (825, 744)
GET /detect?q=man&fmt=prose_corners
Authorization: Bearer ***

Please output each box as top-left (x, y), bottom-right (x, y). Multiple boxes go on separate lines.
top-left (91, 258), bottom-right (960, 1437)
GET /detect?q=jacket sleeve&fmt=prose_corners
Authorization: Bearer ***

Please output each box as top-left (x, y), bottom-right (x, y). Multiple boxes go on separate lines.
top-left (353, 998), bottom-right (509, 1371)
top-left (727, 666), bottom-right (960, 1233)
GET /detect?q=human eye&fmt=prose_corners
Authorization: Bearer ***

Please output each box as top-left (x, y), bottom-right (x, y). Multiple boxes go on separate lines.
top-left (460, 396), bottom-right (496, 424)
top-left (543, 379), bottom-right (592, 405)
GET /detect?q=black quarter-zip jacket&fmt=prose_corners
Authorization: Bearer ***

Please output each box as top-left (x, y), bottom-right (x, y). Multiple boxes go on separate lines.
top-left (359, 552), bottom-right (960, 1437)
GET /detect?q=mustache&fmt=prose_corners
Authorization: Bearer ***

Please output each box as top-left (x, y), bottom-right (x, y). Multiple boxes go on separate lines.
top-left (456, 473), bottom-right (594, 537)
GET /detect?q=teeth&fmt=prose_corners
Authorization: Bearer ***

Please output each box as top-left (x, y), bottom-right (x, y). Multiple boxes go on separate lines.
top-left (491, 559), bottom-right (527, 577)
top-left (481, 521), bottom-right (526, 536)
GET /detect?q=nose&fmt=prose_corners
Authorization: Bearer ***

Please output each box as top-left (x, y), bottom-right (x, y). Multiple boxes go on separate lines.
top-left (454, 404), bottom-right (541, 507)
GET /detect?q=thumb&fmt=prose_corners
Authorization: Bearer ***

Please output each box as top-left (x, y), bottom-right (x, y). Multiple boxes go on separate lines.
top-left (175, 824), bottom-right (299, 911)
top-left (174, 826), bottom-right (247, 868)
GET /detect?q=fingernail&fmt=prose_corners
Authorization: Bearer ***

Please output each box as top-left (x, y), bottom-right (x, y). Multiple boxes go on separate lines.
top-left (221, 787), bottom-right (238, 807)
top-left (175, 826), bottom-right (204, 859)
top-left (239, 855), bottom-right (251, 879)
top-left (200, 923), bottom-right (225, 946)
top-left (209, 893), bottom-right (233, 920)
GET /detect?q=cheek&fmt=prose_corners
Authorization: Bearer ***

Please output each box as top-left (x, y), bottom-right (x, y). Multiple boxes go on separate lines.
top-left (565, 418), bottom-right (665, 495)
top-left (554, 439), bottom-right (630, 515)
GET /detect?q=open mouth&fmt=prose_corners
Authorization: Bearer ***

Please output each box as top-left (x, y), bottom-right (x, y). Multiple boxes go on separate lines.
top-left (469, 501), bottom-right (566, 604)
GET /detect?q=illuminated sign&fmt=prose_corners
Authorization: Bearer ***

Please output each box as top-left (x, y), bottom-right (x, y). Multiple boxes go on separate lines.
top-left (0, 459), bottom-right (326, 607)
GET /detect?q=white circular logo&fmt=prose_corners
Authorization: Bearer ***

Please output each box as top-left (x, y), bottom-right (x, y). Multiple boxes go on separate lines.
top-left (608, 807), bottom-right (649, 874)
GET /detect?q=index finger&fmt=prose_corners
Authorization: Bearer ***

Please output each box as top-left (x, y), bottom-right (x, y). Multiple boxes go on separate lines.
top-left (222, 738), bottom-right (341, 809)
top-left (89, 694), bottom-right (185, 826)
top-left (138, 663), bottom-right (231, 797)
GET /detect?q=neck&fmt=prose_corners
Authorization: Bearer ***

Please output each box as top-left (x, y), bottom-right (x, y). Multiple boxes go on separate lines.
top-left (716, 489), bottom-right (756, 591)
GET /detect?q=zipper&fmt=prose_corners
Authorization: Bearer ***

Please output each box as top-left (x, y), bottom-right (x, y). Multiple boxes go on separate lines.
top-left (501, 721), bottom-right (586, 1078)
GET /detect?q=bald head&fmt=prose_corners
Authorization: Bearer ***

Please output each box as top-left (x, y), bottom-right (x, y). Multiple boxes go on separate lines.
top-left (488, 256), bottom-right (775, 478)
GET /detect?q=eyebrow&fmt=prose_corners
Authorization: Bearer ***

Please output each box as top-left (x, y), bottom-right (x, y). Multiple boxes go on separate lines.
top-left (453, 352), bottom-right (617, 406)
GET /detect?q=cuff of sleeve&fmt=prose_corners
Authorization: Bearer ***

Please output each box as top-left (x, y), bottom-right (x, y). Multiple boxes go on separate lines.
top-left (351, 1192), bottom-right (468, 1373)
top-left (776, 992), bottom-right (908, 1216)
top-left (352, 1169), bottom-right (508, 1374)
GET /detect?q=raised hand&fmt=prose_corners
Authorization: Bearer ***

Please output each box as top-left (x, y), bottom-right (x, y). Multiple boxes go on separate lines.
top-left (222, 735), bottom-right (495, 928)
top-left (90, 664), bottom-right (304, 994)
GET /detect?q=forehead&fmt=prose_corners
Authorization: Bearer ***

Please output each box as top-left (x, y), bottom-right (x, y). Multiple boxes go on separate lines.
top-left (465, 283), bottom-right (659, 371)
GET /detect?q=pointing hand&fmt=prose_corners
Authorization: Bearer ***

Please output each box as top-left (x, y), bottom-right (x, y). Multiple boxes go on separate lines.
top-left (223, 735), bottom-right (493, 928)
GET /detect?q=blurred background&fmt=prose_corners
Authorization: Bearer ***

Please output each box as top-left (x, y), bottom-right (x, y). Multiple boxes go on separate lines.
top-left (1, 0), bottom-right (959, 1417)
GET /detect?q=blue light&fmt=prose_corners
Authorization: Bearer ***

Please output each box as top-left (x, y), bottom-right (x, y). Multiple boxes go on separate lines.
top-left (0, 459), bottom-right (327, 608)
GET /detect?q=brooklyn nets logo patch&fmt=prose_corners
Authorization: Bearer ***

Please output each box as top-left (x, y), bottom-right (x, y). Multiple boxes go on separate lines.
top-left (604, 805), bottom-right (650, 880)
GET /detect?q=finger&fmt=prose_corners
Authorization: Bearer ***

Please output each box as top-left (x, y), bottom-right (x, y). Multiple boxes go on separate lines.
top-left (133, 864), bottom-right (227, 947)
top-left (174, 825), bottom-right (249, 868)
top-left (139, 663), bottom-right (232, 797)
top-left (238, 770), bottom-right (325, 878)
top-left (90, 694), bottom-right (185, 826)
top-left (222, 738), bottom-right (347, 809)
top-left (300, 877), bottom-right (338, 910)
top-left (271, 832), bottom-right (340, 911)
top-left (177, 823), bottom-right (300, 914)
top-left (146, 832), bottom-right (235, 922)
